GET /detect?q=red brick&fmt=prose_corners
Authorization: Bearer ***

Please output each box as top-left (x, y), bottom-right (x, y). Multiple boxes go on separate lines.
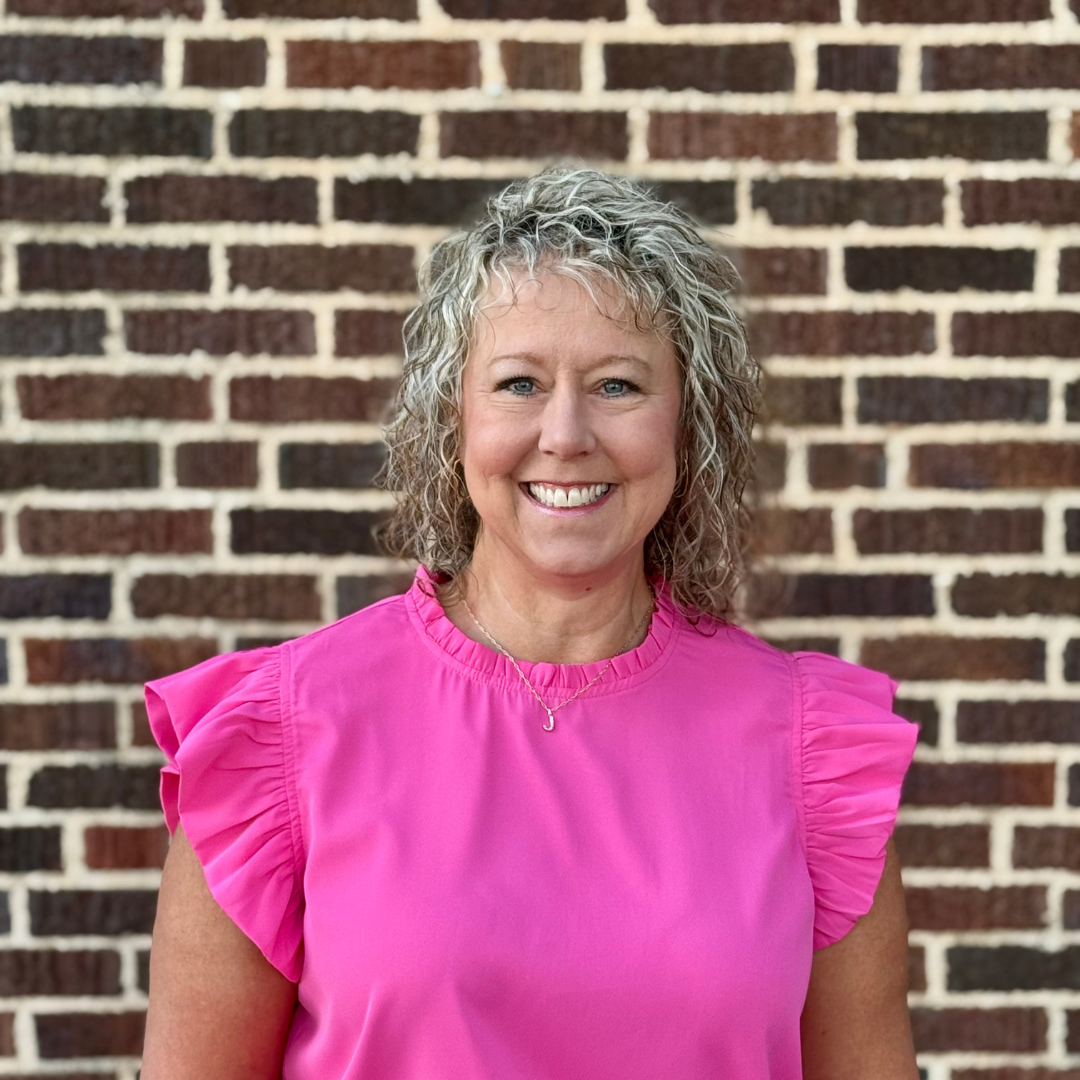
top-left (19, 508), bottom-right (211, 555)
top-left (175, 443), bottom-right (258, 489)
top-left (910, 442), bottom-right (1080, 489)
top-left (737, 248), bottom-right (826, 296)
top-left (183, 39), bottom-right (265, 88)
top-left (288, 40), bottom-right (478, 90)
top-left (751, 508), bottom-right (833, 556)
top-left (752, 178), bottom-right (944, 226)
top-left (606, 44), bottom-right (793, 92)
top-left (0, 950), bottom-right (119, 995)
top-left (442, 0), bottom-right (623, 15)
top-left (853, 508), bottom-right (1043, 554)
top-left (959, 701), bottom-right (1080, 744)
top-left (857, 112), bottom-right (1048, 161)
top-left (36, 1011), bottom-right (144, 1059)
top-left (131, 574), bottom-right (320, 620)
top-left (0, 173), bottom-right (106, 222)
top-left (230, 109), bottom-right (418, 158)
top-left (441, 111), bottom-right (627, 160)
top-left (910, 1008), bottom-right (1046, 1053)
top-left (18, 244), bottom-right (208, 293)
top-left (0, 702), bottom-right (114, 750)
top-left (817, 44), bottom-right (898, 91)
top-left (1014, 826), bottom-right (1080, 870)
top-left (762, 377), bottom-right (841, 425)
top-left (228, 244), bottom-right (415, 293)
top-left (860, 0), bottom-right (1048, 19)
top-left (0, 35), bottom-right (160, 85)
top-left (125, 309), bottom-right (315, 356)
top-left (24, 637), bottom-right (216, 685)
top-left (807, 443), bottom-right (886, 489)
top-left (924, 45), bottom-right (1080, 90)
top-left (750, 311), bottom-right (934, 356)
top-left (649, 112), bottom-right (836, 161)
top-left (335, 310), bottom-right (406, 357)
top-left (902, 763), bottom-right (1055, 806)
top-left (0, 443), bottom-right (157, 491)
top-left (11, 0), bottom-right (199, 13)
top-left (954, 311), bottom-right (1080, 357)
top-left (963, 180), bottom-right (1080, 226)
top-left (224, 0), bottom-right (408, 13)
top-left (650, 0), bottom-right (838, 19)
top-left (857, 377), bottom-right (1046, 423)
top-left (230, 376), bottom-right (397, 423)
top-left (862, 635), bottom-right (1045, 681)
top-left (84, 826), bottom-right (168, 870)
top-left (125, 175), bottom-right (317, 224)
top-left (905, 886), bottom-right (1046, 930)
top-left (501, 42), bottom-right (580, 91)
top-left (17, 375), bottom-right (210, 421)
top-left (893, 823), bottom-right (990, 867)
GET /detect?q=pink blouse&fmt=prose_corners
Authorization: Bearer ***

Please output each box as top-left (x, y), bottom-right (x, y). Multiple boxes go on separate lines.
top-left (144, 565), bottom-right (918, 1079)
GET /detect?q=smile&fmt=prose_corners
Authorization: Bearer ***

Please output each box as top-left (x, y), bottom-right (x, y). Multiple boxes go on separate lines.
top-left (525, 482), bottom-right (611, 509)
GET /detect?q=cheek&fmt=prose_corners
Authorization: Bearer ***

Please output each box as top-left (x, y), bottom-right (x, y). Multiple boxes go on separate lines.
top-left (460, 410), bottom-right (529, 487)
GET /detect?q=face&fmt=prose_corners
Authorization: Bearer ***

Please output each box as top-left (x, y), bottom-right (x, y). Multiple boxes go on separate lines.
top-left (459, 268), bottom-right (683, 587)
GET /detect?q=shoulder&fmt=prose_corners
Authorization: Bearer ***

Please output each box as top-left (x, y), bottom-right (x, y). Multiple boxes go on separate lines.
top-left (284, 589), bottom-right (415, 669)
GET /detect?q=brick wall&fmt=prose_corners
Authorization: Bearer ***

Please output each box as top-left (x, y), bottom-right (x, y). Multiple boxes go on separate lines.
top-left (0, 0), bottom-right (1078, 1074)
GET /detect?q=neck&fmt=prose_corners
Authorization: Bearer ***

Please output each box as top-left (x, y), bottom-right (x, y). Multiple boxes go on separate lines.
top-left (440, 538), bottom-right (655, 665)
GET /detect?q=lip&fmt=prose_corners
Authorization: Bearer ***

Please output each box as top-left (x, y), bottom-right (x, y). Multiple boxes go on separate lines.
top-left (519, 481), bottom-right (615, 516)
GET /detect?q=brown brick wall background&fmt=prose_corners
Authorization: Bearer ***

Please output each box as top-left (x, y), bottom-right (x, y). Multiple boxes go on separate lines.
top-left (0, 0), bottom-right (1078, 1074)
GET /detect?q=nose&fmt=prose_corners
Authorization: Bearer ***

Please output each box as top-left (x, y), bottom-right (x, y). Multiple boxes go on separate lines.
top-left (537, 384), bottom-right (597, 459)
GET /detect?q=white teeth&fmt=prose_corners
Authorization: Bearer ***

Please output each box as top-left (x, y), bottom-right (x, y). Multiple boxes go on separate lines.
top-left (527, 483), bottom-right (611, 508)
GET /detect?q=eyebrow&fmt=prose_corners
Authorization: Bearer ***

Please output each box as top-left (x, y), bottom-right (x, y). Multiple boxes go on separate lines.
top-left (486, 352), bottom-right (651, 371)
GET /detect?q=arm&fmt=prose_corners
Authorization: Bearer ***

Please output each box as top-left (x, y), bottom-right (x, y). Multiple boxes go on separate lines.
top-left (141, 824), bottom-right (298, 1080)
top-left (800, 837), bottom-right (919, 1080)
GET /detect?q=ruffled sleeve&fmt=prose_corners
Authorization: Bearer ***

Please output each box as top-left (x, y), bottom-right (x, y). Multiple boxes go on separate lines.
top-left (144, 645), bottom-right (304, 982)
top-left (792, 649), bottom-right (919, 950)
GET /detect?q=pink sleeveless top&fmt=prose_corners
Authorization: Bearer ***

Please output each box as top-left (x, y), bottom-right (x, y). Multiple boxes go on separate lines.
top-left (144, 565), bottom-right (917, 1079)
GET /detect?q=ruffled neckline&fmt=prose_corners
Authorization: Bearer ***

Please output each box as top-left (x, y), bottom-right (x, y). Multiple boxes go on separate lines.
top-left (404, 564), bottom-right (679, 694)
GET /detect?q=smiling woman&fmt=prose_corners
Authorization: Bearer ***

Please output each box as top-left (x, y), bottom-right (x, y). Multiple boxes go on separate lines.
top-left (141, 167), bottom-right (920, 1080)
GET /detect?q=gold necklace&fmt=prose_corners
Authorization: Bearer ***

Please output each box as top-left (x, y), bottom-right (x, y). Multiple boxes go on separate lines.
top-left (459, 584), bottom-right (656, 732)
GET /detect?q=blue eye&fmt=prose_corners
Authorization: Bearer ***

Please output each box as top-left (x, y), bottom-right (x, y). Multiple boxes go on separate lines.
top-left (497, 377), bottom-right (535, 395)
top-left (601, 379), bottom-right (638, 396)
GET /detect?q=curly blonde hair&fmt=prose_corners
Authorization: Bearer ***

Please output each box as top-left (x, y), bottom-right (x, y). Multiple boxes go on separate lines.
top-left (377, 166), bottom-right (763, 622)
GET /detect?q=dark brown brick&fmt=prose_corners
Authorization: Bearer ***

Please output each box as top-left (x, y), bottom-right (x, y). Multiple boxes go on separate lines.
top-left (231, 509), bottom-right (386, 556)
top-left (31, 890), bottom-right (156, 935)
top-left (650, 0), bottom-right (838, 19)
top-left (442, 0), bottom-right (623, 15)
top-left (335, 176), bottom-right (506, 225)
top-left (950, 946), bottom-right (1080, 992)
top-left (229, 245), bottom-right (415, 293)
top-left (857, 112), bottom-right (1048, 160)
top-left (1061, 249), bottom-right (1080, 292)
top-left (924, 46), bottom-right (1080, 90)
top-left (28, 766), bottom-right (160, 810)
top-left (1015, 826), bottom-right (1080, 870)
top-left (337, 573), bottom-right (416, 617)
top-left (762, 377), bottom-right (841, 425)
top-left (18, 375), bottom-right (210, 421)
top-left (857, 377), bottom-right (1047, 424)
top-left (224, 0), bottom-right (409, 13)
top-left (11, 0), bottom-right (199, 12)
top-left (749, 508), bottom-right (833, 555)
top-left (125, 175), bottom-right (317, 224)
top-left (860, 0), bottom-right (1049, 20)
top-left (13, 107), bottom-right (211, 158)
top-left (908, 946), bottom-right (926, 993)
top-left (854, 508), bottom-right (1043, 554)
top-left (279, 443), bottom-right (386, 489)
top-left (0, 575), bottom-right (109, 619)
top-left (910, 1008), bottom-right (1046, 1053)
top-left (649, 112), bottom-right (836, 161)
top-left (752, 178), bottom-right (944, 226)
top-left (953, 1071), bottom-right (1080, 1080)
top-left (36, 1011), bottom-right (144, 1059)
top-left (954, 574), bottom-right (1080, 617)
top-left (817, 44), bottom-right (898, 91)
top-left (1068, 641), bottom-right (1080, 683)
top-left (131, 574), bottom-right (320, 620)
top-left (906, 886), bottom-right (1045, 930)
top-left (910, 442), bottom-right (1080, 489)
top-left (0, 829), bottom-right (61, 872)
top-left (1071, 763), bottom-right (1080, 803)
top-left (847, 247), bottom-right (1033, 293)
top-left (18, 244), bottom-right (209, 293)
top-left (0, 309), bottom-right (104, 356)
top-left (230, 376), bottom-right (396, 423)
top-left (0, 35), bottom-right (160, 84)
top-left (183, 38), bottom-right (265, 87)
top-left (606, 43), bottom-right (793, 92)
top-left (753, 441), bottom-right (786, 491)
top-left (807, 443), bottom-right (886, 489)
top-left (963, 180), bottom-right (1080, 226)
top-left (960, 702), bottom-right (1080, 744)
top-left (125, 309), bottom-right (314, 356)
top-left (442, 111), bottom-right (627, 160)
top-left (175, 443), bottom-right (258, 489)
top-left (0, 443), bottom-right (157, 491)
top-left (1069, 510), bottom-right (1080, 551)
top-left (0, 950), bottom-right (119, 995)
top-left (863, 635), bottom-right (1045, 681)
top-left (287, 40), bottom-right (478, 90)
top-left (765, 636), bottom-right (841, 656)
top-left (334, 310), bottom-right (406, 357)
top-left (954, 311), bottom-right (1080, 358)
top-left (19, 508), bottom-right (209, 555)
top-left (1067, 382), bottom-right (1080, 422)
top-left (752, 573), bottom-right (933, 617)
top-left (230, 110), bottom-right (419, 158)
top-left (750, 311), bottom-right (934, 357)
top-left (84, 826), bottom-right (168, 870)
top-left (893, 823), bottom-right (990, 867)
top-left (737, 248), bottom-right (826, 296)
top-left (500, 41), bottom-right (580, 91)
top-left (902, 762), bottom-right (1055, 806)
top-left (650, 181), bottom-right (737, 224)
top-left (23, 637), bottom-right (215, 685)
top-left (895, 697), bottom-right (939, 745)
top-left (1066, 896), bottom-right (1080, 931)
top-left (0, 173), bottom-right (107, 222)
top-left (0, 702), bottom-right (114, 750)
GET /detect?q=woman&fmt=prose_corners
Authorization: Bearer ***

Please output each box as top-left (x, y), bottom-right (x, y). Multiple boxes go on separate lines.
top-left (141, 167), bottom-right (920, 1079)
